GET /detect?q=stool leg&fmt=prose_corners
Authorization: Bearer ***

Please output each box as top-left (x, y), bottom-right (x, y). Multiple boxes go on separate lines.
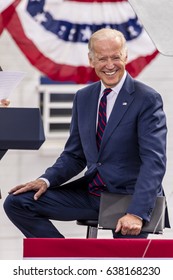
top-left (86, 226), bottom-right (98, 238)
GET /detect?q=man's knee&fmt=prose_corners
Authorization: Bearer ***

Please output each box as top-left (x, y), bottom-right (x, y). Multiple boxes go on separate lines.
top-left (3, 193), bottom-right (25, 215)
top-left (3, 194), bottom-right (16, 215)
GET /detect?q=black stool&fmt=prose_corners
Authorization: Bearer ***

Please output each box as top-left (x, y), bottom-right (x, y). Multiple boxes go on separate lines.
top-left (76, 219), bottom-right (98, 238)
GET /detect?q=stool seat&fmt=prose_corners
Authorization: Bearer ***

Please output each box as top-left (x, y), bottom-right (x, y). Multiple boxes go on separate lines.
top-left (76, 219), bottom-right (98, 238)
top-left (76, 219), bottom-right (98, 227)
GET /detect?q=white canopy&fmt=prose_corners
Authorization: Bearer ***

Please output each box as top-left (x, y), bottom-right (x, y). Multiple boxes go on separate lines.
top-left (129, 0), bottom-right (173, 56)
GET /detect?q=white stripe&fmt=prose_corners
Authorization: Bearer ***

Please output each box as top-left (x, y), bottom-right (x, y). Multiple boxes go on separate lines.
top-left (47, 1), bottom-right (136, 24)
top-left (0, 0), bottom-right (14, 13)
top-left (127, 29), bottom-right (156, 61)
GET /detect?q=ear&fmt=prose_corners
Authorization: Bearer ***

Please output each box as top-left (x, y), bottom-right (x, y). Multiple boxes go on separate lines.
top-left (88, 53), bottom-right (94, 68)
top-left (124, 52), bottom-right (128, 65)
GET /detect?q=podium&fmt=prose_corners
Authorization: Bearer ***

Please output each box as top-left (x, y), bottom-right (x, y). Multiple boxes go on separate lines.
top-left (0, 107), bottom-right (45, 198)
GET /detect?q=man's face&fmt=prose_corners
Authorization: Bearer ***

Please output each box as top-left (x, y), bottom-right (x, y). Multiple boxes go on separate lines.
top-left (89, 38), bottom-right (127, 88)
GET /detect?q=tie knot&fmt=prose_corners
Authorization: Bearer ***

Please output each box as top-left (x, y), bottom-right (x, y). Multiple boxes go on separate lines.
top-left (103, 88), bottom-right (112, 96)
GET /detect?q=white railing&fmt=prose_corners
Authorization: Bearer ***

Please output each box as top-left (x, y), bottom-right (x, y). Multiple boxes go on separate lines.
top-left (38, 84), bottom-right (85, 141)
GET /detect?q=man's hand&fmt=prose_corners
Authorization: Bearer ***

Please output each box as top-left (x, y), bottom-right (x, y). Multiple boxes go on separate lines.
top-left (115, 213), bottom-right (143, 236)
top-left (0, 99), bottom-right (10, 107)
top-left (8, 179), bottom-right (48, 200)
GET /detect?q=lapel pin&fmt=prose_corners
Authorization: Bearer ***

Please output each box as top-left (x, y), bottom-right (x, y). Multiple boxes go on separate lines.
top-left (122, 102), bottom-right (128, 106)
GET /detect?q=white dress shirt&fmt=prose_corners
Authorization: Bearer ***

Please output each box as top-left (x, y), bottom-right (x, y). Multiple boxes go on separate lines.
top-left (98, 72), bottom-right (142, 220)
top-left (97, 71), bottom-right (127, 126)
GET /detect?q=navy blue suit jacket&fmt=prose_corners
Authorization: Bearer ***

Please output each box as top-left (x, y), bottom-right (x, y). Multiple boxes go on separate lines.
top-left (41, 73), bottom-right (167, 223)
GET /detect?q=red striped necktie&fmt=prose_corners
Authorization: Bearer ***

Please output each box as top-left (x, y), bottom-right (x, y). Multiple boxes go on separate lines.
top-left (89, 88), bottom-right (112, 196)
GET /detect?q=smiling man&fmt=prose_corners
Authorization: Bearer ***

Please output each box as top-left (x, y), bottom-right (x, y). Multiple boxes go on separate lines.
top-left (4, 28), bottom-right (168, 239)
top-left (88, 29), bottom-right (127, 88)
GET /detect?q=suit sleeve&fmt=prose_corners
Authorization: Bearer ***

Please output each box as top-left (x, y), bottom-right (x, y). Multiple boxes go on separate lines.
top-left (40, 93), bottom-right (87, 187)
top-left (127, 91), bottom-right (167, 222)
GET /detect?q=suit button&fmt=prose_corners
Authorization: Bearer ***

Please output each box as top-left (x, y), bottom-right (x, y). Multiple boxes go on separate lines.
top-left (97, 162), bottom-right (102, 166)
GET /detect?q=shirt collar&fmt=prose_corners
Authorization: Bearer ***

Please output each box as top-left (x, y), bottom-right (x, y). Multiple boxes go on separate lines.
top-left (101, 71), bottom-right (127, 94)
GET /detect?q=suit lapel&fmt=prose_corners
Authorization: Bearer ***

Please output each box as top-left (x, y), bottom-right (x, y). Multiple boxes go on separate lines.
top-left (99, 74), bottom-right (135, 153)
top-left (87, 82), bottom-right (101, 156)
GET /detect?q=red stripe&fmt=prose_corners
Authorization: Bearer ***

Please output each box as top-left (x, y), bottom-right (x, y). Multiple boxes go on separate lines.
top-left (93, 178), bottom-right (99, 186)
top-left (98, 123), bottom-right (104, 133)
top-left (97, 173), bottom-right (104, 185)
top-left (100, 101), bottom-right (105, 108)
top-left (126, 50), bottom-right (159, 77)
top-left (101, 119), bottom-right (106, 126)
top-left (97, 131), bottom-right (102, 140)
top-left (0, 0), bottom-right (21, 34)
top-left (88, 190), bottom-right (101, 196)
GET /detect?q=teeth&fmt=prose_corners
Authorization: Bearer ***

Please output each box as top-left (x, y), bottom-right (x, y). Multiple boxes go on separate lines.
top-left (105, 71), bottom-right (116, 76)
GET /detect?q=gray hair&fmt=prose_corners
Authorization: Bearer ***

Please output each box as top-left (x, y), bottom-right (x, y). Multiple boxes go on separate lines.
top-left (88, 28), bottom-right (127, 59)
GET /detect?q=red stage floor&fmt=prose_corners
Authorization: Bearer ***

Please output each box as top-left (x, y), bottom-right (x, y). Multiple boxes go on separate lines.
top-left (23, 238), bottom-right (173, 258)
